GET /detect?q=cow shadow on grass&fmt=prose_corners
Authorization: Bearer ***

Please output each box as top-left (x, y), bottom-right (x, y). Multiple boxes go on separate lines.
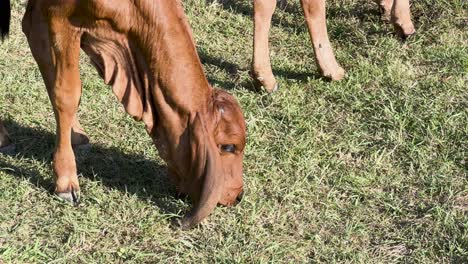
top-left (0, 119), bottom-right (186, 219)
top-left (198, 48), bottom-right (321, 92)
top-left (198, 49), bottom-right (241, 90)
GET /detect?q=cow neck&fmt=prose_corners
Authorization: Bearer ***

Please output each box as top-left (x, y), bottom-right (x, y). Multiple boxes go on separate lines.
top-left (139, 0), bottom-right (212, 115)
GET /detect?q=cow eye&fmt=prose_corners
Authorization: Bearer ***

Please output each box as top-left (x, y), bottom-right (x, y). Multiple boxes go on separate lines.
top-left (221, 144), bottom-right (236, 153)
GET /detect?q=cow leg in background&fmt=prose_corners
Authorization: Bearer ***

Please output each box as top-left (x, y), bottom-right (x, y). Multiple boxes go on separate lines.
top-left (251, 0), bottom-right (278, 92)
top-left (0, 120), bottom-right (12, 152)
top-left (301, 0), bottom-right (344, 81)
top-left (375, 0), bottom-right (393, 21)
top-left (25, 16), bottom-right (83, 203)
top-left (22, 4), bottom-right (89, 147)
top-left (375, 0), bottom-right (415, 38)
top-left (391, 0), bottom-right (415, 38)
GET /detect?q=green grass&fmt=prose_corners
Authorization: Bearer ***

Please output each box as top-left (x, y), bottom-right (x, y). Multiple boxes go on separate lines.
top-left (1, 0), bottom-right (467, 262)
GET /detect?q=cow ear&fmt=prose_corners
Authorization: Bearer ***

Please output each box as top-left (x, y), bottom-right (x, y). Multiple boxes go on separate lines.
top-left (181, 113), bottom-right (224, 229)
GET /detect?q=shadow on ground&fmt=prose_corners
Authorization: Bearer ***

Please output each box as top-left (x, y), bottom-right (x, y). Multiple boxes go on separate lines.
top-left (198, 48), bottom-right (323, 92)
top-left (0, 119), bottom-right (184, 217)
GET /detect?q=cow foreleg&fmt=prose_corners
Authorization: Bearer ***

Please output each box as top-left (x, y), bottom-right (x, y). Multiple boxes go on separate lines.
top-left (22, 4), bottom-right (89, 148)
top-left (250, 0), bottom-right (278, 92)
top-left (42, 21), bottom-right (83, 204)
top-left (301, 0), bottom-right (344, 81)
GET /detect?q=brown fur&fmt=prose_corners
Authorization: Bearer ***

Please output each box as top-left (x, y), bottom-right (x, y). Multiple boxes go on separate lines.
top-left (18, 0), bottom-right (246, 228)
top-left (251, 0), bottom-right (416, 92)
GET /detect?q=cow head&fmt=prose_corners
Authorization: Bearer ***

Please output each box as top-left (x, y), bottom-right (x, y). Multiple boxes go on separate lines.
top-left (181, 89), bottom-right (246, 229)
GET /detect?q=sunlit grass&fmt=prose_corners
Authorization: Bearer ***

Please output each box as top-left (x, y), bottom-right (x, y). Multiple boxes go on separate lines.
top-left (0, 0), bottom-right (466, 262)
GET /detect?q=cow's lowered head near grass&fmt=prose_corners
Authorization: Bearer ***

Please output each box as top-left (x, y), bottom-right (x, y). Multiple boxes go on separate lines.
top-left (6, 0), bottom-right (246, 229)
top-left (174, 89), bottom-right (246, 228)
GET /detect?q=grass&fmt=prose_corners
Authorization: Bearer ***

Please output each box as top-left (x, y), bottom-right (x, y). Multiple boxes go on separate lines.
top-left (0, 0), bottom-right (467, 262)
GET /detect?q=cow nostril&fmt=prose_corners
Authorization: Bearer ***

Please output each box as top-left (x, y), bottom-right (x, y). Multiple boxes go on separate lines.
top-left (236, 190), bottom-right (244, 202)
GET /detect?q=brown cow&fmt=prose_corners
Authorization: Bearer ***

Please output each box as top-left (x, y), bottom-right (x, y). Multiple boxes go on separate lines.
top-left (250, 0), bottom-right (416, 92)
top-left (3, 0), bottom-right (247, 229)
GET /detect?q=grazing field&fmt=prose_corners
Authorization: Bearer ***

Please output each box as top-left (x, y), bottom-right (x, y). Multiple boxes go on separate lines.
top-left (0, 0), bottom-right (466, 262)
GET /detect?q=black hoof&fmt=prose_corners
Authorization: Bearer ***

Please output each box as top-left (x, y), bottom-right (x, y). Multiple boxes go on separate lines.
top-left (179, 217), bottom-right (195, 230)
top-left (175, 192), bottom-right (189, 200)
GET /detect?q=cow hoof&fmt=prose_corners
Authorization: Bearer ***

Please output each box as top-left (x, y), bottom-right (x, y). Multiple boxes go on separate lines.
top-left (322, 66), bottom-right (345, 81)
top-left (393, 22), bottom-right (416, 40)
top-left (179, 217), bottom-right (195, 230)
top-left (249, 70), bottom-right (278, 93)
top-left (56, 189), bottom-right (80, 205)
top-left (175, 191), bottom-right (189, 200)
top-left (0, 143), bottom-right (15, 155)
top-left (252, 78), bottom-right (279, 93)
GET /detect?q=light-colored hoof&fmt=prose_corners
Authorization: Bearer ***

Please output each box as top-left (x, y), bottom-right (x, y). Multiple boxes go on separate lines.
top-left (56, 189), bottom-right (80, 205)
top-left (322, 66), bottom-right (346, 81)
top-left (256, 79), bottom-right (279, 93)
top-left (249, 70), bottom-right (278, 93)
top-left (393, 21), bottom-right (416, 39)
top-left (0, 143), bottom-right (15, 155)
